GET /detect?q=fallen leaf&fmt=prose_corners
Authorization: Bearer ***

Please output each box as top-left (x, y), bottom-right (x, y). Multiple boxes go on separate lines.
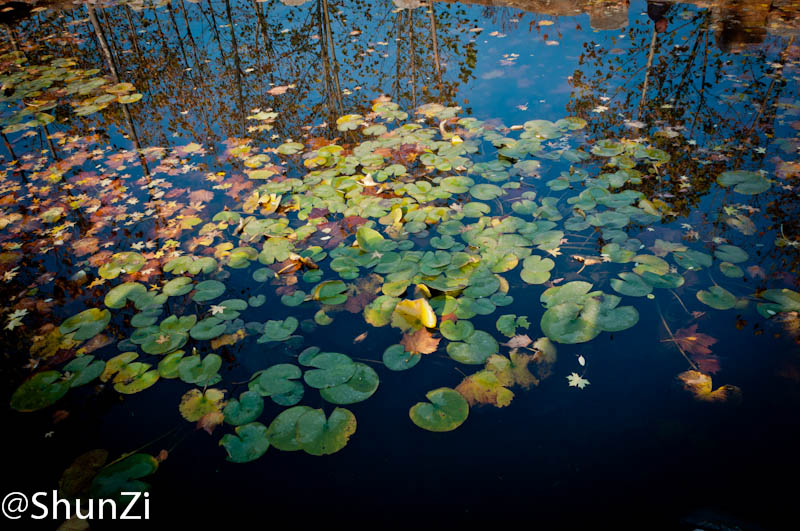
top-left (400, 328), bottom-right (440, 354)
top-left (503, 334), bottom-right (532, 349)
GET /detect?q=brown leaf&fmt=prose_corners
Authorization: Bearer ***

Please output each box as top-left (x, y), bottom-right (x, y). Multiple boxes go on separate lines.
top-left (211, 329), bottom-right (246, 350)
top-left (503, 334), bottom-right (532, 349)
top-left (677, 370), bottom-right (742, 403)
top-left (197, 411), bottom-right (225, 435)
top-left (399, 328), bottom-right (440, 355)
top-left (672, 324), bottom-right (717, 356)
top-left (353, 332), bottom-right (368, 344)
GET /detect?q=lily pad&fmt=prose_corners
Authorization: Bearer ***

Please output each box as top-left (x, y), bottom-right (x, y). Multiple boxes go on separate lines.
top-left (266, 405), bottom-right (313, 451)
top-left (717, 170), bottom-right (770, 195)
top-left (446, 330), bottom-right (498, 364)
top-left (104, 282), bottom-right (147, 309)
top-left (382, 344), bottom-right (422, 371)
top-left (303, 353), bottom-right (357, 389)
top-left (98, 252), bottom-right (145, 279)
top-left (89, 453), bottom-right (158, 501)
top-left (223, 391), bottom-right (265, 426)
top-left (192, 280), bottom-right (226, 302)
top-left (296, 407), bottom-right (357, 456)
top-left (59, 308), bottom-right (111, 341)
top-left (220, 422), bottom-right (270, 463)
top-left (10, 371), bottom-right (70, 411)
top-left (697, 286), bottom-right (737, 310)
top-left (260, 317), bottom-right (299, 342)
top-left (409, 387), bottom-right (469, 432)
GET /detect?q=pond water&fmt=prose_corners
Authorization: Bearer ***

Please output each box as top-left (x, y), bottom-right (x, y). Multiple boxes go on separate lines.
top-left (1, 0), bottom-right (799, 528)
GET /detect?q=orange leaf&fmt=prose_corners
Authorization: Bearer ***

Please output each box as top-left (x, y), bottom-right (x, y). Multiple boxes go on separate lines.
top-left (399, 328), bottom-right (440, 355)
top-left (197, 411), bottom-right (225, 435)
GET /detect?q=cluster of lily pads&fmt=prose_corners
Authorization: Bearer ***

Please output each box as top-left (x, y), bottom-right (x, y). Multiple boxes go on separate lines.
top-left (0, 51), bottom-right (142, 134)
top-left (6, 98), bottom-right (799, 499)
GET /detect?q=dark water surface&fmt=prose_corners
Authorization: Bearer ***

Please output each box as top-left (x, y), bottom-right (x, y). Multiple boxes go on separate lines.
top-left (1, 0), bottom-right (800, 529)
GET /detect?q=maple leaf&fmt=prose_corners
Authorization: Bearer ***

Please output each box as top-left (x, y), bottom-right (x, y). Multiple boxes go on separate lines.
top-left (671, 324), bottom-right (717, 356)
top-left (400, 328), bottom-right (440, 355)
top-left (343, 274), bottom-right (382, 313)
top-left (155, 334), bottom-right (170, 344)
top-left (209, 304), bottom-right (225, 315)
top-left (567, 372), bottom-right (590, 389)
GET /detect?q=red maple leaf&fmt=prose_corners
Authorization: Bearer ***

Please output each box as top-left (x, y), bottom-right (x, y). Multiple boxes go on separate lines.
top-left (672, 324), bottom-right (717, 356)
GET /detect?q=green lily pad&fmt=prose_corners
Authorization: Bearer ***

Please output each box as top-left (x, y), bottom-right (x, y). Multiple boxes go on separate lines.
top-left (382, 344), bottom-right (422, 371)
top-left (59, 308), bottom-right (111, 341)
top-left (223, 391), bottom-right (265, 426)
top-left (303, 353), bottom-right (357, 389)
top-left (319, 363), bottom-right (379, 404)
top-left (520, 255), bottom-right (555, 284)
top-left (64, 355), bottom-right (105, 387)
top-left (192, 280), bottom-right (226, 302)
top-left (409, 387), bottom-right (469, 432)
top-left (719, 262), bottom-right (744, 278)
top-left (189, 317), bottom-right (226, 340)
top-left (470, 183), bottom-right (503, 200)
top-left (717, 170), bottom-right (771, 195)
top-left (296, 407), bottom-right (357, 456)
top-left (281, 290), bottom-right (307, 307)
top-left (610, 272), bottom-right (653, 297)
top-left (104, 282), bottom-right (147, 309)
top-left (89, 453), bottom-right (158, 501)
top-left (714, 244), bottom-right (748, 264)
top-left (260, 317), bottom-right (299, 342)
top-left (249, 364), bottom-right (303, 398)
top-left (697, 286), bottom-right (737, 310)
top-left (591, 139), bottom-right (624, 157)
top-left (98, 252), bottom-right (145, 279)
top-left (356, 226), bottom-right (385, 252)
top-left (446, 330), bottom-right (498, 364)
top-left (178, 354), bottom-right (222, 386)
top-left (266, 405), bottom-right (313, 451)
top-left (220, 422), bottom-right (270, 463)
top-left (10, 371), bottom-right (70, 411)
top-left (163, 276), bottom-right (194, 297)
top-left (440, 319), bottom-right (474, 341)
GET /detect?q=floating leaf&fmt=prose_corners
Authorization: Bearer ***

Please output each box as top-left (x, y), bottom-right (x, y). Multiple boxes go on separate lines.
top-left (697, 286), bottom-right (736, 310)
top-left (98, 252), bottom-right (145, 279)
top-left (10, 371), bottom-right (70, 412)
top-left (303, 353), bottom-right (357, 389)
top-left (677, 371), bottom-right (741, 403)
top-left (320, 363), bottom-right (379, 404)
top-left (220, 422), bottom-right (270, 463)
top-left (296, 408), bottom-right (357, 455)
top-left (447, 330), bottom-right (498, 364)
top-left (59, 308), bottom-right (111, 341)
top-left (104, 282), bottom-right (147, 309)
top-left (179, 388), bottom-right (226, 422)
top-left (89, 454), bottom-right (158, 501)
top-left (192, 280), bottom-right (226, 302)
top-left (717, 170), bottom-right (770, 195)
top-left (260, 317), bottom-right (299, 342)
top-left (409, 387), bottom-right (469, 432)
top-left (382, 344), bottom-right (421, 371)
